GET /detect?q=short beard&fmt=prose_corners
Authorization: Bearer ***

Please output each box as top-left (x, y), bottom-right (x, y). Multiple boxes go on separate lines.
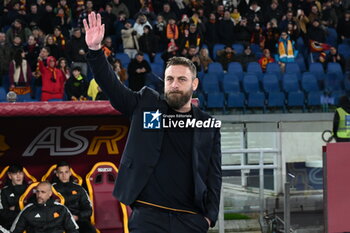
top-left (165, 89), bottom-right (193, 110)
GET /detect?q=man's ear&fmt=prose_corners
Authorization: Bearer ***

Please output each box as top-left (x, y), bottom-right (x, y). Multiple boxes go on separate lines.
top-left (192, 77), bottom-right (199, 91)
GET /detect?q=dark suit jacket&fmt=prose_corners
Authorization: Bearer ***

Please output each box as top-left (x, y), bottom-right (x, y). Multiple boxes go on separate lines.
top-left (86, 50), bottom-right (222, 226)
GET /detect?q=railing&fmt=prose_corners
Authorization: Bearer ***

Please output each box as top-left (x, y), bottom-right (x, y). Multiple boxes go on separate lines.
top-left (218, 148), bottom-right (282, 233)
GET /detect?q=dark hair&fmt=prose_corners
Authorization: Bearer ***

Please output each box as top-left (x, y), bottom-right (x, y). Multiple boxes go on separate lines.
top-left (8, 164), bottom-right (23, 173)
top-left (56, 161), bottom-right (70, 169)
top-left (72, 66), bottom-right (81, 72)
top-left (166, 56), bottom-right (197, 79)
top-left (13, 49), bottom-right (24, 68)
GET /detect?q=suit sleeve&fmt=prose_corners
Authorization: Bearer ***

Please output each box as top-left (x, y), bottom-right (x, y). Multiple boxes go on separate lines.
top-left (205, 129), bottom-right (222, 227)
top-left (86, 49), bottom-right (140, 117)
top-left (77, 187), bottom-right (93, 220)
top-left (63, 206), bottom-right (79, 233)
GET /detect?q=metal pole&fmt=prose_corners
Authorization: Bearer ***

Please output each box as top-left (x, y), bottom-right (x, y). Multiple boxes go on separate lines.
top-left (218, 185), bottom-right (225, 233)
top-left (259, 151), bottom-right (265, 224)
top-left (284, 182), bottom-right (291, 233)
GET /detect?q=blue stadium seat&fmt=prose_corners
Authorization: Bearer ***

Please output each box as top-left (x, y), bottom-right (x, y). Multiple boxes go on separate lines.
top-left (295, 55), bottom-right (307, 73)
top-left (202, 73), bottom-right (220, 94)
top-left (266, 62), bottom-right (281, 74)
top-left (243, 74), bottom-right (260, 93)
top-left (143, 53), bottom-right (151, 63)
top-left (196, 91), bottom-right (206, 109)
top-left (250, 43), bottom-right (261, 55)
top-left (227, 92), bottom-right (245, 109)
top-left (208, 62), bottom-right (224, 73)
top-left (0, 87), bottom-right (6, 102)
top-left (227, 62), bottom-right (244, 80)
top-left (213, 43), bottom-right (225, 60)
top-left (327, 62), bottom-right (343, 80)
top-left (262, 74), bottom-right (280, 93)
top-left (151, 63), bottom-right (164, 79)
top-left (283, 73), bottom-right (300, 92)
top-left (17, 93), bottom-right (32, 102)
top-left (233, 44), bottom-right (244, 54)
top-left (247, 92), bottom-right (265, 110)
top-left (338, 44), bottom-right (350, 59)
top-left (344, 76), bottom-right (350, 91)
top-left (222, 74), bottom-right (240, 93)
top-left (206, 92), bottom-right (225, 109)
top-left (247, 62), bottom-right (263, 75)
top-left (115, 53), bottom-right (131, 67)
top-left (324, 73), bottom-right (343, 92)
top-left (267, 92), bottom-right (285, 110)
top-left (301, 73), bottom-right (320, 92)
top-left (154, 53), bottom-right (164, 64)
top-left (331, 90), bottom-right (345, 105)
top-left (309, 62), bottom-right (326, 81)
top-left (307, 91), bottom-right (322, 106)
top-left (326, 27), bottom-right (338, 47)
top-left (287, 91), bottom-right (305, 109)
top-left (285, 62), bottom-right (301, 77)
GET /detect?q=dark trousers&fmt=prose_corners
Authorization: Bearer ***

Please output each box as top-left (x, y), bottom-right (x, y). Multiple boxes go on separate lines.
top-left (77, 219), bottom-right (97, 233)
top-left (128, 205), bottom-right (209, 233)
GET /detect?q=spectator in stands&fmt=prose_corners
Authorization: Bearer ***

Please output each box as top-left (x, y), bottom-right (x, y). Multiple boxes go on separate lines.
top-left (234, 17), bottom-right (251, 47)
top-left (235, 45), bottom-right (258, 71)
top-left (9, 49), bottom-right (32, 96)
top-left (27, 4), bottom-right (42, 28)
top-left (123, 0), bottom-right (142, 19)
top-left (308, 19), bottom-right (327, 43)
top-left (5, 19), bottom-right (32, 45)
top-left (316, 51), bottom-right (327, 70)
top-left (53, 26), bottom-right (68, 59)
top-left (44, 34), bottom-right (60, 59)
top-left (127, 52), bottom-right (151, 91)
top-left (67, 28), bottom-right (88, 76)
top-left (10, 181), bottom-right (79, 233)
top-left (326, 46), bottom-right (346, 71)
top-left (204, 13), bottom-right (219, 59)
top-left (100, 3), bottom-right (116, 38)
top-left (57, 57), bottom-right (71, 80)
top-left (133, 14), bottom-right (153, 36)
top-left (337, 10), bottom-right (350, 42)
top-left (111, 0), bottom-right (129, 19)
top-left (217, 45), bottom-right (236, 71)
top-left (31, 26), bottom-right (45, 45)
top-left (161, 39), bottom-right (179, 63)
top-left (286, 22), bottom-right (300, 42)
top-left (53, 161), bottom-right (96, 233)
top-left (139, 25), bottom-right (158, 63)
top-left (279, 11), bottom-right (296, 32)
top-left (190, 12), bottom-right (206, 35)
top-left (166, 17), bottom-right (179, 42)
top-left (295, 9), bottom-right (310, 43)
top-left (38, 55), bottom-right (66, 101)
top-left (275, 31), bottom-right (298, 72)
top-left (159, 2), bottom-right (177, 22)
top-left (0, 164), bottom-right (28, 231)
top-left (113, 59), bottom-right (128, 83)
top-left (265, 19), bottom-right (280, 54)
top-left (0, 32), bottom-right (11, 88)
top-left (39, 3), bottom-right (57, 34)
top-left (153, 15), bottom-right (167, 51)
top-left (88, 78), bottom-right (107, 100)
top-left (259, 49), bottom-right (275, 72)
top-left (54, 6), bottom-right (71, 39)
top-left (264, 1), bottom-right (284, 23)
top-left (308, 5), bottom-right (321, 24)
top-left (65, 66), bottom-right (89, 101)
top-left (121, 20), bottom-right (140, 59)
top-left (333, 95), bottom-right (350, 142)
top-left (77, 0), bottom-right (94, 28)
top-left (321, 0), bottom-right (338, 27)
top-left (186, 46), bottom-right (202, 73)
top-left (55, 0), bottom-right (72, 30)
top-left (199, 47), bottom-right (213, 73)
top-left (101, 36), bottom-right (115, 63)
top-left (218, 10), bottom-right (235, 46)
top-left (250, 23), bottom-right (265, 49)
top-left (178, 14), bottom-right (191, 35)
top-left (179, 23), bottom-right (203, 51)
top-left (246, 1), bottom-right (264, 27)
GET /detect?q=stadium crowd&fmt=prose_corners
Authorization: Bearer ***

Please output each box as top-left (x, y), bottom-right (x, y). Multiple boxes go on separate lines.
top-left (0, 0), bottom-right (349, 106)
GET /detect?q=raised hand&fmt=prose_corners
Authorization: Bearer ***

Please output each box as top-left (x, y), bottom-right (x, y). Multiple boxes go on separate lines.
top-left (83, 12), bottom-right (105, 50)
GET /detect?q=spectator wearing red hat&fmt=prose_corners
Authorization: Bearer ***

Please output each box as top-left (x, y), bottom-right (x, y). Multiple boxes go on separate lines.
top-left (38, 55), bottom-right (66, 101)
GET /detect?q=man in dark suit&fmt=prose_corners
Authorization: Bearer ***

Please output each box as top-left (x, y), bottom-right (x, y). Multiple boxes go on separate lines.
top-left (83, 12), bottom-right (222, 233)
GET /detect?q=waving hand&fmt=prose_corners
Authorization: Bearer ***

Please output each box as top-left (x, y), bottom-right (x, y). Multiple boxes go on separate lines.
top-left (83, 12), bottom-right (105, 50)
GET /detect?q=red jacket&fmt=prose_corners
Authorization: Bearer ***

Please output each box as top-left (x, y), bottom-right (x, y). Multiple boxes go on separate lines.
top-left (38, 56), bottom-right (66, 101)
